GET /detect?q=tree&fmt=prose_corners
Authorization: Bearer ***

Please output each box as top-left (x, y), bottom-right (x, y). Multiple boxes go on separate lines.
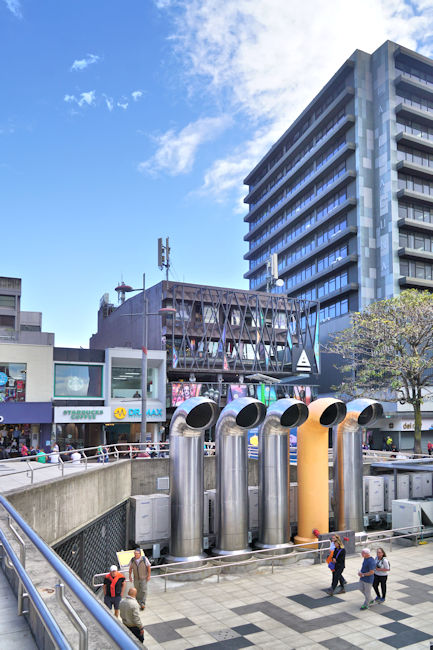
top-left (327, 290), bottom-right (433, 454)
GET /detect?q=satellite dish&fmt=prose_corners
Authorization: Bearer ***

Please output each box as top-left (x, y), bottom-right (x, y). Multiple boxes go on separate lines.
top-left (275, 279), bottom-right (284, 287)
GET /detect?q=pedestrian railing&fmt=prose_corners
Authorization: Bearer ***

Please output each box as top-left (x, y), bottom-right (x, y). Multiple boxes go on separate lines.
top-left (0, 441), bottom-right (216, 486)
top-left (0, 495), bottom-right (138, 650)
top-left (93, 524), bottom-right (427, 593)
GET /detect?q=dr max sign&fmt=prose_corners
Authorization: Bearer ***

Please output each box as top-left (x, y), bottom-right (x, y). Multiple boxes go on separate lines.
top-left (112, 404), bottom-right (165, 422)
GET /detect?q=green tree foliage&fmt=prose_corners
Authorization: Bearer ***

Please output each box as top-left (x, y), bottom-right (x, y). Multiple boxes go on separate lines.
top-left (327, 290), bottom-right (433, 454)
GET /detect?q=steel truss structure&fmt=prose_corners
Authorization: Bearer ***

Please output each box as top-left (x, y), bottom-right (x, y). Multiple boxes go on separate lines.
top-left (165, 284), bottom-right (320, 376)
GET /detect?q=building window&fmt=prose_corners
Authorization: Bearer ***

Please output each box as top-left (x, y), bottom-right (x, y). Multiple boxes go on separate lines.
top-left (320, 298), bottom-right (349, 322)
top-left (111, 366), bottom-right (158, 400)
top-left (54, 363), bottom-right (103, 398)
top-left (0, 362), bottom-right (26, 402)
top-left (0, 295), bottom-right (15, 308)
top-left (0, 315), bottom-right (15, 328)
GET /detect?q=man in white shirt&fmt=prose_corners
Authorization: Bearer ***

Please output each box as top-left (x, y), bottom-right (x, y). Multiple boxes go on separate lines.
top-left (70, 450), bottom-right (81, 465)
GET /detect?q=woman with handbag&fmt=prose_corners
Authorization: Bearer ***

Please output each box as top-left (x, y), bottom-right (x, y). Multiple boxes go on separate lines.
top-left (326, 535), bottom-right (347, 596)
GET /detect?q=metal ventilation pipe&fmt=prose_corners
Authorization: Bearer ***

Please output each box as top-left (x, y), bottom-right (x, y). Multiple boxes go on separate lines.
top-left (257, 399), bottom-right (308, 549)
top-left (167, 397), bottom-right (219, 563)
top-left (333, 398), bottom-right (383, 532)
top-left (294, 398), bottom-right (347, 548)
top-left (213, 397), bottom-right (266, 556)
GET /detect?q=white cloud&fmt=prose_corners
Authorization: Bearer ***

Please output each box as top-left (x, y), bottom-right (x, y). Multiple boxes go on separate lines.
top-left (104, 95), bottom-right (114, 112)
top-left (117, 98), bottom-right (129, 110)
top-left (3, 0), bottom-right (21, 18)
top-left (131, 90), bottom-right (143, 101)
top-left (138, 115), bottom-right (232, 176)
top-left (156, 0), bottom-right (433, 205)
top-left (63, 91), bottom-right (96, 107)
top-left (71, 54), bottom-right (100, 71)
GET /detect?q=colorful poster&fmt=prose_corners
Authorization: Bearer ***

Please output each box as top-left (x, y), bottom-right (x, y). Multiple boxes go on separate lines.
top-left (293, 385), bottom-right (312, 405)
top-left (171, 383), bottom-right (202, 407)
top-left (248, 428), bottom-right (259, 459)
top-left (257, 384), bottom-right (277, 406)
top-left (227, 384), bottom-right (248, 402)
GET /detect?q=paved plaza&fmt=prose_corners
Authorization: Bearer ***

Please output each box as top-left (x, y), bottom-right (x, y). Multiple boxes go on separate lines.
top-left (134, 541), bottom-right (433, 649)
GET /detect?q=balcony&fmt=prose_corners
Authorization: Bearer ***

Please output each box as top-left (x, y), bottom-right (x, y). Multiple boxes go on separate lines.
top-left (396, 159), bottom-right (433, 181)
top-left (395, 73), bottom-right (433, 102)
top-left (396, 131), bottom-right (433, 154)
top-left (397, 188), bottom-right (433, 208)
top-left (280, 253), bottom-right (358, 296)
top-left (395, 102), bottom-right (433, 128)
top-left (398, 217), bottom-right (433, 234)
top-left (398, 247), bottom-right (433, 262)
top-left (399, 276), bottom-right (433, 289)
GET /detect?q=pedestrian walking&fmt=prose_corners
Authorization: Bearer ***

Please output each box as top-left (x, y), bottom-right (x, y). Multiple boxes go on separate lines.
top-left (103, 565), bottom-right (125, 618)
top-left (428, 441), bottom-right (433, 456)
top-left (373, 547), bottom-right (390, 603)
top-left (119, 587), bottom-right (144, 643)
top-left (128, 549), bottom-right (151, 610)
top-left (326, 535), bottom-right (347, 596)
top-left (358, 548), bottom-right (376, 610)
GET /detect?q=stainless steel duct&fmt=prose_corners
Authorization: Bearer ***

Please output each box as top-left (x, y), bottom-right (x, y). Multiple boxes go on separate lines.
top-left (213, 397), bottom-right (266, 556)
top-left (167, 397), bottom-right (219, 562)
top-left (333, 398), bottom-right (383, 532)
top-left (257, 399), bottom-right (308, 549)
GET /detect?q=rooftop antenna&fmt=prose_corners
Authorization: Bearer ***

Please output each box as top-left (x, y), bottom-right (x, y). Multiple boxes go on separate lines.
top-left (115, 281), bottom-right (133, 304)
top-left (158, 237), bottom-right (171, 281)
top-left (266, 253), bottom-right (284, 293)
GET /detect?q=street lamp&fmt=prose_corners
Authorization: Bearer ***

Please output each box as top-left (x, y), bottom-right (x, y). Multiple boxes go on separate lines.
top-left (117, 273), bottom-right (176, 444)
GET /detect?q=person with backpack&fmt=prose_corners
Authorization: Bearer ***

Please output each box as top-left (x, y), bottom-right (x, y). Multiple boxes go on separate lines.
top-left (373, 547), bottom-right (390, 602)
top-left (326, 535), bottom-right (347, 596)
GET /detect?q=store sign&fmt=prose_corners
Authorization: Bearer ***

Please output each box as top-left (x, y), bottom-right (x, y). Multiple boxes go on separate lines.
top-left (389, 418), bottom-right (433, 431)
top-left (0, 402), bottom-right (52, 424)
top-left (54, 406), bottom-right (111, 423)
top-left (111, 403), bottom-right (165, 422)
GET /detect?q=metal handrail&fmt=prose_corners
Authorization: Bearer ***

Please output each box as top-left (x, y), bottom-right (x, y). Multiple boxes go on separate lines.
top-left (0, 495), bottom-right (137, 649)
top-left (92, 523), bottom-right (428, 590)
top-left (0, 529), bottom-right (70, 649)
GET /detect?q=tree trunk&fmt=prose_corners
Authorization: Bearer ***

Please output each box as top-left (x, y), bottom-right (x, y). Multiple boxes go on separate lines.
top-left (413, 400), bottom-right (422, 455)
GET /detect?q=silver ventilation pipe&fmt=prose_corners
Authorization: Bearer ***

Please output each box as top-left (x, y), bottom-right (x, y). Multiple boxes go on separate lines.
top-left (213, 397), bottom-right (266, 556)
top-left (257, 398), bottom-right (309, 549)
top-left (333, 398), bottom-right (383, 532)
top-left (167, 396), bottom-right (218, 562)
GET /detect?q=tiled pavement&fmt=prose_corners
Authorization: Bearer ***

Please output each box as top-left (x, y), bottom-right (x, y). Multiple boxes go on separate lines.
top-left (136, 541), bottom-right (433, 649)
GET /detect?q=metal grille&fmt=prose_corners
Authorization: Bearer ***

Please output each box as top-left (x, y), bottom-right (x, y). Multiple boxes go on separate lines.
top-left (54, 501), bottom-right (127, 587)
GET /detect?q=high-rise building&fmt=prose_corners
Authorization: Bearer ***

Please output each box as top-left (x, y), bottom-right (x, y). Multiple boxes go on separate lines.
top-left (243, 40), bottom-right (433, 376)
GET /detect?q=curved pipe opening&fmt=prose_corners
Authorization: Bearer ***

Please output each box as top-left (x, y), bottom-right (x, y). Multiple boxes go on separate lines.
top-left (281, 402), bottom-right (308, 428)
top-left (236, 401), bottom-right (266, 429)
top-left (320, 402), bottom-right (347, 427)
top-left (358, 403), bottom-right (383, 426)
top-left (185, 402), bottom-right (217, 429)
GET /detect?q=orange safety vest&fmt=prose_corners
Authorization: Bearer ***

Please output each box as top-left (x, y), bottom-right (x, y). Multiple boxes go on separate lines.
top-left (105, 572), bottom-right (123, 597)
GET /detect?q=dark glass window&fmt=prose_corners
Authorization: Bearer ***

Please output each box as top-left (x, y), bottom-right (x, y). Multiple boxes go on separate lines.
top-left (54, 364), bottom-right (103, 398)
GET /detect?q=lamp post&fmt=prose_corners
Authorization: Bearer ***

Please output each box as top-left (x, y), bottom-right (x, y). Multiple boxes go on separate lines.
top-left (117, 273), bottom-right (176, 445)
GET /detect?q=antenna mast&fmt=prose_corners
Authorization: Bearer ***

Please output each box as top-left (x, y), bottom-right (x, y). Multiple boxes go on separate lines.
top-left (157, 237), bottom-right (171, 282)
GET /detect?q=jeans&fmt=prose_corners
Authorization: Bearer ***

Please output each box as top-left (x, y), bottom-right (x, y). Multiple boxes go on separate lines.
top-left (373, 575), bottom-right (387, 599)
top-left (359, 580), bottom-right (373, 606)
top-left (134, 579), bottom-right (147, 607)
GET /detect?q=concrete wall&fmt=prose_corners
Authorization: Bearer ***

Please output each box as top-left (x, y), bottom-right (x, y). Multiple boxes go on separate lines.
top-left (7, 460), bottom-right (132, 546)
top-left (0, 342), bottom-right (53, 401)
top-left (130, 457), bottom-right (259, 495)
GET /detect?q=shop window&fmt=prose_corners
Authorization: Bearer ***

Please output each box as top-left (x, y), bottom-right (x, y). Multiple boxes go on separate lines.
top-left (111, 366), bottom-right (158, 399)
top-left (54, 364), bottom-right (103, 398)
top-left (0, 315), bottom-right (15, 328)
top-left (0, 362), bottom-right (26, 402)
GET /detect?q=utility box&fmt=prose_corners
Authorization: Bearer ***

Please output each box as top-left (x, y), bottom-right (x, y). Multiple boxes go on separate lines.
top-left (130, 494), bottom-right (170, 544)
top-left (383, 474), bottom-right (410, 510)
top-left (205, 489), bottom-right (217, 534)
top-left (248, 486), bottom-right (259, 529)
top-left (392, 499), bottom-right (423, 532)
top-left (363, 476), bottom-right (384, 513)
top-left (409, 473), bottom-right (424, 499)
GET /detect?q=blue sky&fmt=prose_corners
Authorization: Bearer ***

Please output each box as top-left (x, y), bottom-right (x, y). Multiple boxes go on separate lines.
top-left (2, 0), bottom-right (433, 347)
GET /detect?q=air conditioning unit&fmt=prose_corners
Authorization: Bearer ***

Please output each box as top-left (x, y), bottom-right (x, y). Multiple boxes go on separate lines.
top-left (363, 476), bottom-right (384, 513)
top-left (383, 474), bottom-right (410, 510)
top-left (130, 494), bottom-right (170, 544)
top-left (391, 499), bottom-right (433, 532)
top-left (422, 473), bottom-right (433, 498)
top-left (409, 473), bottom-right (424, 499)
